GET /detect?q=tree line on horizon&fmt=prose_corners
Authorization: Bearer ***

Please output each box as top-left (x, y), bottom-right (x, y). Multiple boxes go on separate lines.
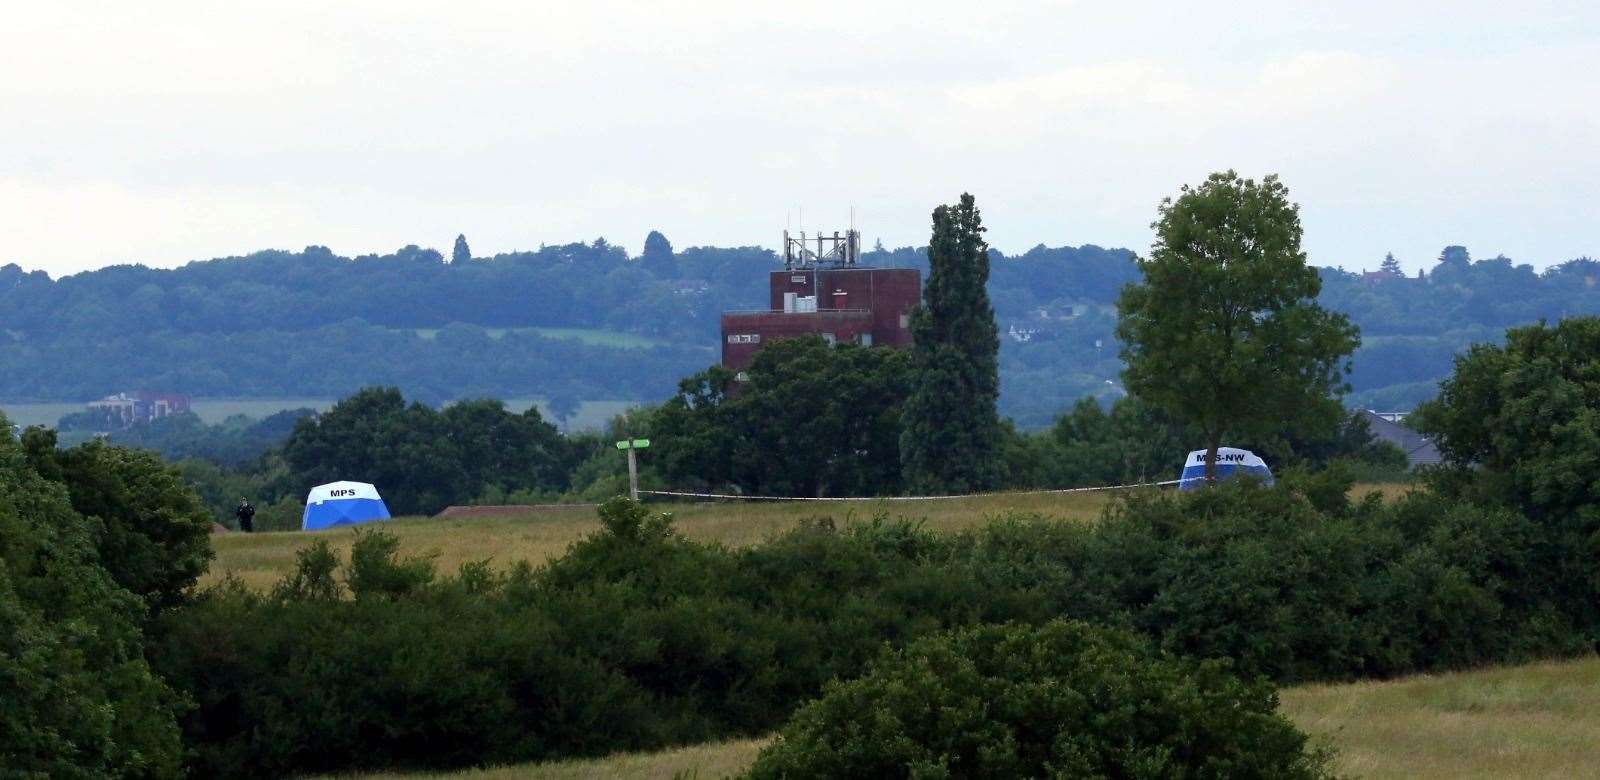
top-left (2, 217), bottom-right (1596, 426)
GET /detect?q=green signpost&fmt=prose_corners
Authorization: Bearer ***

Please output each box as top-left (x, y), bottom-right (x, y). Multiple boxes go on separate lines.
top-left (615, 438), bottom-right (650, 499)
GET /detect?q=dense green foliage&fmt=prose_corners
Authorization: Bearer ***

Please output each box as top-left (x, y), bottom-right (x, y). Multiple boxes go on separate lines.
top-left (63, 409), bottom-right (314, 466)
top-left (1413, 316), bottom-right (1600, 632)
top-left (6, 234), bottom-right (1591, 427)
top-left (281, 388), bottom-right (576, 515)
top-left (902, 194), bottom-right (1003, 493)
top-left (745, 620), bottom-right (1331, 779)
top-left (652, 336), bottom-right (912, 496)
top-left (0, 422), bottom-right (186, 777)
top-left (154, 477), bottom-right (1600, 776)
top-left (1415, 316), bottom-right (1600, 523)
top-left (1118, 171), bottom-right (1360, 477)
top-left (1000, 396), bottom-right (1405, 490)
top-left (21, 429), bottom-right (214, 613)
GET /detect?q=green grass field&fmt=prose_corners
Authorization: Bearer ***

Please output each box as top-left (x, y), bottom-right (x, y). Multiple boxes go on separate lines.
top-left (335, 657), bottom-right (1600, 779)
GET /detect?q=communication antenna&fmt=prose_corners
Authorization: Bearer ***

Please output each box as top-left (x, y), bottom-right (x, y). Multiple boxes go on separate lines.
top-left (782, 221), bottom-right (861, 270)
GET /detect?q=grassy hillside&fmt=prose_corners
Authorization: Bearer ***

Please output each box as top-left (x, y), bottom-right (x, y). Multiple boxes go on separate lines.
top-left (335, 656), bottom-right (1600, 779)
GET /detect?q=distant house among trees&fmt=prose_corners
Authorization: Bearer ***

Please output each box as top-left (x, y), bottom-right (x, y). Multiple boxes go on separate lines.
top-left (85, 392), bottom-right (192, 429)
top-left (1362, 252), bottom-right (1414, 285)
top-left (1358, 409), bottom-right (1441, 468)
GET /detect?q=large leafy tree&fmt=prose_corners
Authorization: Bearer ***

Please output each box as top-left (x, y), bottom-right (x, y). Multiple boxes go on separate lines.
top-left (21, 432), bottom-right (214, 613)
top-left (0, 421), bottom-right (186, 777)
top-left (1410, 316), bottom-right (1600, 632)
top-left (282, 388), bottom-right (466, 514)
top-left (651, 365), bottom-right (741, 491)
top-left (282, 388), bottom-right (576, 515)
top-left (440, 398), bottom-right (571, 495)
top-left (1116, 171), bottom-right (1359, 479)
top-left (1045, 396), bottom-right (1191, 486)
top-left (900, 193), bottom-right (1002, 493)
top-left (733, 337), bottom-right (912, 496)
top-left (654, 337), bottom-right (912, 497)
top-left (1414, 317), bottom-right (1600, 523)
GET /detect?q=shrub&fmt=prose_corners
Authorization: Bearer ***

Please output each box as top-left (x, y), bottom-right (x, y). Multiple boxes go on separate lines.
top-left (253, 495), bottom-right (306, 532)
top-left (745, 620), bottom-right (1333, 779)
top-left (346, 528), bottom-right (436, 598)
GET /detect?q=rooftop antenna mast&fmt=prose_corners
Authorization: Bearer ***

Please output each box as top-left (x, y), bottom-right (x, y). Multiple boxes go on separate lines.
top-left (783, 211), bottom-right (861, 272)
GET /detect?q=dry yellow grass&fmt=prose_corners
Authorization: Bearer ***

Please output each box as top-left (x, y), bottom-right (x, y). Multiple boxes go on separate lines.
top-left (1348, 481), bottom-right (1421, 504)
top-left (208, 483), bottom-right (1412, 591)
top-left (333, 739), bottom-right (768, 780)
top-left (333, 656), bottom-right (1600, 779)
top-left (206, 491), bottom-right (1121, 591)
top-left (1281, 656), bottom-right (1600, 779)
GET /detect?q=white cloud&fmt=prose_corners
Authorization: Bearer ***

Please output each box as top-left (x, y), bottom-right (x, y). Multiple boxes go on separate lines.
top-left (0, 1), bottom-right (1596, 275)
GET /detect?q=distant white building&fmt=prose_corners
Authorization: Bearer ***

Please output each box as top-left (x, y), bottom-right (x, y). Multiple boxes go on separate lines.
top-left (86, 392), bottom-right (192, 428)
top-left (1007, 324), bottom-right (1040, 343)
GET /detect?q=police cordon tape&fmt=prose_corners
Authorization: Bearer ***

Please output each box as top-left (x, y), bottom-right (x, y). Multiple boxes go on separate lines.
top-left (639, 478), bottom-right (1184, 502)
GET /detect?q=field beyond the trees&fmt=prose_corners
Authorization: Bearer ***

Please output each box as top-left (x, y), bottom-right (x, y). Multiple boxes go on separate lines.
top-left (335, 656), bottom-right (1600, 779)
top-left (207, 489), bottom-right (1140, 590)
top-left (208, 485), bottom-right (1415, 591)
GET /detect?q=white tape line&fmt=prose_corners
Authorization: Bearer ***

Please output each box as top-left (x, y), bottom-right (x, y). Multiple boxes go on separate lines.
top-left (640, 479), bottom-right (1181, 502)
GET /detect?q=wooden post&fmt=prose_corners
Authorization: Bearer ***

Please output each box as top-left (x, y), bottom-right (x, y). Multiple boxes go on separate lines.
top-left (627, 446), bottom-right (639, 501)
top-left (615, 437), bottom-right (650, 502)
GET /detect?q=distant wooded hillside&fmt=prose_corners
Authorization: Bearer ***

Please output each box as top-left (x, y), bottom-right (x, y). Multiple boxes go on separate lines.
top-left (2, 238), bottom-right (1594, 427)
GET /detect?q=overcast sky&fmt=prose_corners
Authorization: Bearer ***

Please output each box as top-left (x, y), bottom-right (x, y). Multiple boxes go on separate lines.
top-left (3, 1), bottom-right (1596, 277)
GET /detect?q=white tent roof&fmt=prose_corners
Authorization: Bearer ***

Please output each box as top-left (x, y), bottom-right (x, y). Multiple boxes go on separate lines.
top-left (306, 481), bottom-right (382, 504)
top-left (1181, 447), bottom-right (1268, 469)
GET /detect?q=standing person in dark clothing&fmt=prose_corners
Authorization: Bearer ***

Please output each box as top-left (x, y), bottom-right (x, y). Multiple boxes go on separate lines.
top-left (236, 498), bottom-right (256, 533)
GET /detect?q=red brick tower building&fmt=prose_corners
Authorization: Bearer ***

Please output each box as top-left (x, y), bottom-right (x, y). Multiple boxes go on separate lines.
top-left (721, 229), bottom-right (921, 377)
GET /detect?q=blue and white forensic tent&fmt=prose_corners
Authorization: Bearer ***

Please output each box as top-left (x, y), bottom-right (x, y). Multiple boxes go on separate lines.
top-left (301, 481), bottom-right (392, 531)
top-left (1176, 447), bottom-right (1274, 491)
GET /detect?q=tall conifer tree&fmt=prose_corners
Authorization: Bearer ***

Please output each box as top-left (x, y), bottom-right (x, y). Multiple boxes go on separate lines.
top-left (900, 193), bottom-right (1001, 493)
top-left (451, 234), bottom-right (471, 264)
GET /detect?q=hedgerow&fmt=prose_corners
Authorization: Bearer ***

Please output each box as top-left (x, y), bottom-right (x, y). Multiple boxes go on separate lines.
top-left (149, 484), bottom-right (1600, 777)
